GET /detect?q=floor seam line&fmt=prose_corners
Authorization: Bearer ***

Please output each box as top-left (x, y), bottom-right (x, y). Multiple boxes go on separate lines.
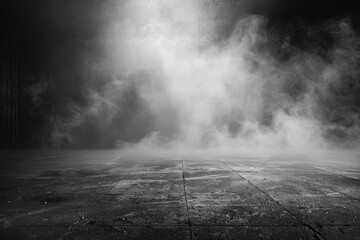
top-left (181, 160), bottom-right (193, 240)
top-left (217, 159), bottom-right (326, 240)
top-left (9, 223), bottom-right (360, 227)
top-left (309, 166), bottom-right (360, 205)
top-left (58, 161), bottom-right (138, 240)
top-left (312, 166), bottom-right (360, 182)
top-left (259, 162), bottom-right (360, 235)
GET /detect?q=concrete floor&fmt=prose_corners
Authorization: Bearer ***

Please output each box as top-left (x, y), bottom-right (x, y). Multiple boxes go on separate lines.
top-left (0, 149), bottom-right (360, 239)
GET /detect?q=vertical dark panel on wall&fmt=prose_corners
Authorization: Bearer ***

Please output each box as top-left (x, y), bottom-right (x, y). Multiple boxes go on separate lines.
top-left (0, 2), bottom-right (18, 148)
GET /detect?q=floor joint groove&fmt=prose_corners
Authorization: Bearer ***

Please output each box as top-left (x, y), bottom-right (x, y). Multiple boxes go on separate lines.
top-left (181, 160), bottom-right (193, 240)
top-left (58, 162), bottom-right (139, 240)
top-left (217, 159), bottom-right (326, 240)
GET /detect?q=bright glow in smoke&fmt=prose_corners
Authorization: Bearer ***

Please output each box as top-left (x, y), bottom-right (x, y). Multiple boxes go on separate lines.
top-left (101, 0), bottom-right (331, 149)
top-left (33, 0), bottom-right (360, 149)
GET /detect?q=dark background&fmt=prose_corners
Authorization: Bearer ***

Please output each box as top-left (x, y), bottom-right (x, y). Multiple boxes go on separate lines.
top-left (1, 0), bottom-right (360, 149)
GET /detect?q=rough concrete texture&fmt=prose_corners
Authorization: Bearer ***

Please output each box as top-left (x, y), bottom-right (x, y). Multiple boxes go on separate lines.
top-left (0, 149), bottom-right (360, 239)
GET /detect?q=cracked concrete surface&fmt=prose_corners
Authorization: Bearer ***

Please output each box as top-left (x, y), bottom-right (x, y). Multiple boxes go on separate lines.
top-left (0, 149), bottom-right (360, 239)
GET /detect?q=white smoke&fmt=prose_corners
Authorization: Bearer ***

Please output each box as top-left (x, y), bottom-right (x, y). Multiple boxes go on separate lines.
top-left (100, 0), bottom-right (358, 150)
top-left (37, 0), bottom-right (360, 149)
